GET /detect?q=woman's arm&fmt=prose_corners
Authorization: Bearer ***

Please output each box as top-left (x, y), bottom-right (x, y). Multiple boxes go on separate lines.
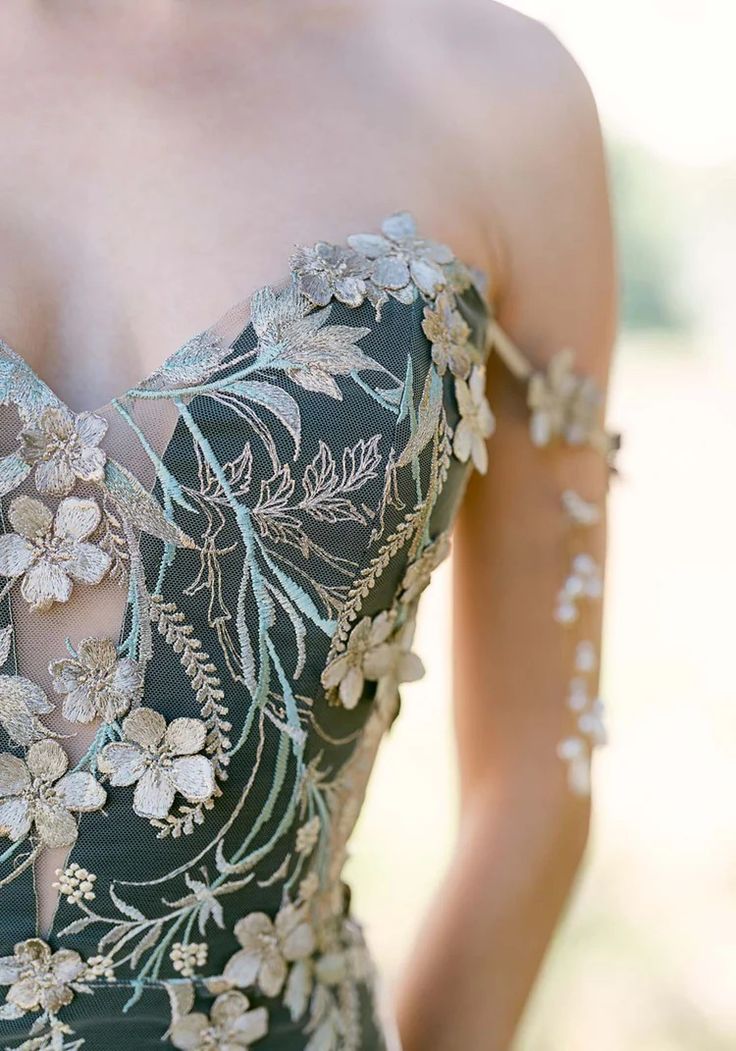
top-left (395, 20), bottom-right (618, 1051)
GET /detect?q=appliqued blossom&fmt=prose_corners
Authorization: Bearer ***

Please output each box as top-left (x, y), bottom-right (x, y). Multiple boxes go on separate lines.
top-left (320, 610), bottom-right (424, 710)
top-left (453, 366), bottom-right (495, 474)
top-left (554, 553), bottom-right (603, 625)
top-left (527, 348), bottom-right (602, 447)
top-left (223, 903), bottom-right (316, 998)
top-left (49, 636), bottom-right (142, 724)
top-left (170, 990), bottom-right (268, 1051)
top-left (291, 242), bottom-right (370, 308)
top-left (0, 938), bottom-right (87, 1018)
top-left (18, 405), bottom-right (107, 496)
top-left (421, 291), bottom-right (476, 378)
top-left (399, 532), bottom-right (451, 606)
top-left (0, 673), bottom-right (54, 747)
top-left (97, 707), bottom-right (216, 821)
top-left (0, 740), bottom-right (106, 849)
top-left (347, 211), bottom-right (454, 310)
top-left (0, 495), bottom-right (110, 612)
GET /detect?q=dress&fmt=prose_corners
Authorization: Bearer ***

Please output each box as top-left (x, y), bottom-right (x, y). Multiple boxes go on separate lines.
top-left (0, 211), bottom-right (616, 1050)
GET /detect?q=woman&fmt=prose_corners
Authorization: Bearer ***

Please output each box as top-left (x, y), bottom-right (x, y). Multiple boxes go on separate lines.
top-left (0, 1), bottom-right (617, 1049)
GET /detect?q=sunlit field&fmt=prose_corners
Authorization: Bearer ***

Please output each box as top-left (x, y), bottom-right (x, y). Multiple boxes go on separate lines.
top-left (346, 4), bottom-right (736, 1048)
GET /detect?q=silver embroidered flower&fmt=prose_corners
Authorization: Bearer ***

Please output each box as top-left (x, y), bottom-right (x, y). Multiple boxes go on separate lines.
top-left (320, 609), bottom-right (424, 710)
top-left (453, 366), bottom-right (495, 474)
top-left (18, 405), bottom-right (107, 496)
top-left (170, 990), bottom-right (268, 1051)
top-left (0, 674), bottom-right (54, 747)
top-left (49, 637), bottom-right (142, 724)
top-left (527, 348), bottom-right (602, 447)
top-left (347, 211), bottom-right (454, 306)
top-left (421, 291), bottom-right (476, 378)
top-left (0, 740), bottom-right (106, 849)
top-left (250, 281), bottom-right (379, 401)
top-left (97, 707), bottom-right (216, 821)
top-left (399, 532), bottom-right (452, 605)
top-left (223, 903), bottom-right (316, 998)
top-left (291, 242), bottom-right (370, 308)
top-left (0, 495), bottom-right (111, 612)
top-left (0, 938), bottom-right (86, 1018)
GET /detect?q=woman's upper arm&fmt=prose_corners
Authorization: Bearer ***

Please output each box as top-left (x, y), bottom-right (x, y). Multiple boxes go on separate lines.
top-left (452, 18), bottom-right (618, 813)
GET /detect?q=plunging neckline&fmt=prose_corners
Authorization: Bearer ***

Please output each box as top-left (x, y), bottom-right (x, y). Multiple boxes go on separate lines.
top-left (0, 211), bottom-right (491, 419)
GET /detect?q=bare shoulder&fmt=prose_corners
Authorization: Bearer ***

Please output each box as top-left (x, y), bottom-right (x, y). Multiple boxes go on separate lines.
top-left (406, 0), bottom-right (617, 372)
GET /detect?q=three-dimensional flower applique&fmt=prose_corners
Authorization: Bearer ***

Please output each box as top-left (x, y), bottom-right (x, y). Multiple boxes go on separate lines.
top-left (18, 405), bottom-right (107, 496)
top-left (399, 532), bottom-right (451, 606)
top-left (0, 494), bottom-right (111, 612)
top-left (284, 942), bottom-right (371, 1024)
top-left (320, 609), bottom-right (424, 710)
top-left (291, 242), bottom-right (371, 308)
top-left (0, 938), bottom-right (87, 1019)
top-left (170, 990), bottom-right (269, 1051)
top-left (421, 290), bottom-right (476, 379)
top-left (97, 707), bottom-right (216, 821)
top-left (527, 348), bottom-right (602, 448)
top-left (49, 636), bottom-right (142, 724)
top-left (453, 366), bottom-right (495, 474)
top-left (223, 903), bottom-right (316, 998)
top-left (0, 740), bottom-right (106, 849)
top-left (347, 211), bottom-right (454, 304)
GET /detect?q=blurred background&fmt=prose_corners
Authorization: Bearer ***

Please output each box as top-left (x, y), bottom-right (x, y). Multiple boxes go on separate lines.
top-left (346, 3), bottom-right (736, 1049)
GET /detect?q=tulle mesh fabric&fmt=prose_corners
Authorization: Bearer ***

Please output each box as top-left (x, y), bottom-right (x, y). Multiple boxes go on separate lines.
top-left (0, 216), bottom-right (491, 1050)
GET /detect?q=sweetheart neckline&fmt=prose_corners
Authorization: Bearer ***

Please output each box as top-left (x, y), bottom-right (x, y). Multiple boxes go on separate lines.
top-left (0, 209), bottom-right (492, 420)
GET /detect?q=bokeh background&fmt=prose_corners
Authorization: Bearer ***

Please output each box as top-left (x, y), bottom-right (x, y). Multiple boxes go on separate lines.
top-left (347, 3), bottom-right (736, 1049)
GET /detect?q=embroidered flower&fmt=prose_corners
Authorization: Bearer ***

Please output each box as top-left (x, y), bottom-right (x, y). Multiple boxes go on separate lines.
top-left (348, 211), bottom-right (454, 307)
top-left (421, 291), bottom-right (476, 378)
top-left (295, 815), bottom-right (321, 856)
top-left (320, 610), bottom-right (424, 710)
top-left (291, 242), bottom-right (370, 308)
top-left (284, 944), bottom-right (371, 1024)
top-left (18, 405), bottom-right (107, 496)
top-left (0, 740), bottom-right (106, 849)
top-left (49, 637), bottom-right (142, 724)
top-left (0, 673), bottom-right (54, 747)
top-left (223, 903), bottom-right (316, 998)
top-left (399, 532), bottom-right (451, 606)
top-left (170, 990), bottom-right (268, 1051)
top-left (97, 707), bottom-right (216, 821)
top-left (53, 862), bottom-right (97, 905)
top-left (0, 495), bottom-right (111, 612)
top-left (453, 366), bottom-right (495, 474)
top-left (527, 348), bottom-right (602, 447)
top-left (171, 942), bottom-right (208, 978)
top-left (0, 938), bottom-right (86, 1018)
top-left (250, 281), bottom-right (379, 402)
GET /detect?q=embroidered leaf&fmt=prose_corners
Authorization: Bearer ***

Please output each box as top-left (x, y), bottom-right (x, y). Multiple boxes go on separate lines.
top-left (301, 437), bottom-right (381, 523)
top-left (0, 340), bottom-right (59, 422)
top-left (109, 884), bottom-right (147, 922)
top-left (130, 921), bottom-right (163, 968)
top-left (395, 367), bottom-right (443, 467)
top-left (223, 380), bottom-right (302, 457)
top-left (0, 626), bottom-right (11, 669)
top-left (165, 979), bottom-right (195, 1022)
top-left (103, 459), bottom-right (196, 549)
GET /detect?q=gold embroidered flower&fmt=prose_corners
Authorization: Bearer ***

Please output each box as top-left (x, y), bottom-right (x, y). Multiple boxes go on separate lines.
top-left (223, 903), bottom-right (316, 998)
top-left (49, 637), bottom-right (142, 724)
top-left (0, 495), bottom-right (111, 612)
top-left (170, 990), bottom-right (268, 1051)
top-left (0, 740), bottom-right (106, 848)
top-left (0, 673), bottom-right (54, 747)
top-left (421, 291), bottom-right (475, 379)
top-left (321, 610), bottom-right (424, 709)
top-left (97, 707), bottom-right (216, 821)
top-left (453, 366), bottom-right (495, 474)
top-left (399, 532), bottom-right (451, 606)
top-left (291, 242), bottom-right (370, 308)
top-left (0, 938), bottom-right (86, 1017)
top-left (347, 211), bottom-right (453, 302)
top-left (18, 405), bottom-right (107, 496)
top-left (527, 348), bottom-right (602, 447)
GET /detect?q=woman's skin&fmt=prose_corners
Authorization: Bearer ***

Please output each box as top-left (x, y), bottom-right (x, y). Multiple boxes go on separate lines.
top-left (0, 0), bottom-right (616, 1046)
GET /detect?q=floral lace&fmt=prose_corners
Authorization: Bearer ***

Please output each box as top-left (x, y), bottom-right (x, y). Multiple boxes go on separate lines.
top-left (0, 211), bottom-right (617, 1050)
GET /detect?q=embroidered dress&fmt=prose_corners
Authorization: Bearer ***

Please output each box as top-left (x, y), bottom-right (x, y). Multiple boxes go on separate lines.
top-left (0, 212), bottom-right (617, 1051)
